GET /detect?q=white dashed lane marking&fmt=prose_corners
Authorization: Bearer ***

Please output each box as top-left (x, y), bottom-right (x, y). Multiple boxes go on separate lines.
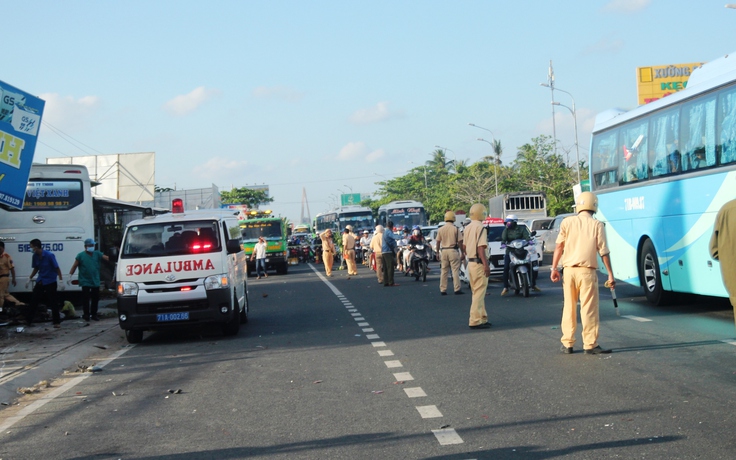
top-left (416, 405), bottom-right (443, 418)
top-left (622, 315), bottom-right (652, 322)
top-left (308, 263), bottom-right (463, 447)
top-left (404, 387), bottom-right (427, 398)
top-left (432, 428), bottom-right (464, 445)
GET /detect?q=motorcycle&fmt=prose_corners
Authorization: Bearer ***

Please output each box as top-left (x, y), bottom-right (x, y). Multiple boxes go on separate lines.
top-left (502, 238), bottom-right (538, 298)
top-left (300, 243), bottom-right (314, 263)
top-left (407, 242), bottom-right (429, 282)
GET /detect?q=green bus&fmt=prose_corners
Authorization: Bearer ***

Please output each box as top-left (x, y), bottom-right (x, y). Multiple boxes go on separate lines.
top-left (240, 210), bottom-right (289, 275)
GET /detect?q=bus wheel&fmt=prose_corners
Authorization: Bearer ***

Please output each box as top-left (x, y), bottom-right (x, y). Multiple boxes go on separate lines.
top-left (126, 329), bottom-right (143, 344)
top-left (639, 239), bottom-right (672, 306)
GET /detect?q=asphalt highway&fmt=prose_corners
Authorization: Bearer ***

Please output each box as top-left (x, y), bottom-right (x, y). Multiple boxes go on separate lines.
top-left (1, 261), bottom-right (735, 459)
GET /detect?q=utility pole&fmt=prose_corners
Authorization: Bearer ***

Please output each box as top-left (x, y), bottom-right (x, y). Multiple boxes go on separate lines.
top-left (548, 60), bottom-right (558, 156)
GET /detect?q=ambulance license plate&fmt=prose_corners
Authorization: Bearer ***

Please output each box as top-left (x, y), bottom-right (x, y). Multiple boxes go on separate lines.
top-left (157, 312), bottom-right (189, 322)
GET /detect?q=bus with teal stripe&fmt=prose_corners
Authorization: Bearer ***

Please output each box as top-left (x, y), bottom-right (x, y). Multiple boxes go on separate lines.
top-left (590, 50), bottom-right (736, 305)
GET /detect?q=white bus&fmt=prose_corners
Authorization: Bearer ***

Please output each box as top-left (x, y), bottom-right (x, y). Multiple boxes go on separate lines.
top-left (376, 200), bottom-right (428, 231)
top-left (315, 205), bottom-right (374, 233)
top-left (0, 164), bottom-right (162, 294)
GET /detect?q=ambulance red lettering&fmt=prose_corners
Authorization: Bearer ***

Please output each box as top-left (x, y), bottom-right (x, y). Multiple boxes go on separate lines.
top-left (205, 259), bottom-right (214, 270)
top-left (126, 265), bottom-right (133, 276)
top-left (142, 264), bottom-right (152, 275)
top-left (193, 260), bottom-right (203, 270)
top-left (154, 263), bottom-right (163, 274)
top-left (183, 260), bottom-right (191, 271)
top-left (173, 261), bottom-right (182, 271)
top-left (125, 258), bottom-right (215, 276)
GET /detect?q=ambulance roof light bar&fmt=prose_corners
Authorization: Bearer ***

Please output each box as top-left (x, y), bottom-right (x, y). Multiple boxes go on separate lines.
top-left (172, 199), bottom-right (185, 214)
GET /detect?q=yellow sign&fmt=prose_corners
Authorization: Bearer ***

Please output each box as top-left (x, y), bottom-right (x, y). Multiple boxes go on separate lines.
top-left (637, 61), bottom-right (705, 105)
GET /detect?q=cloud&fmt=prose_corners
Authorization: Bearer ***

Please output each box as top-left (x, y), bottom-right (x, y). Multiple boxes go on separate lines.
top-left (582, 35), bottom-right (624, 55)
top-left (335, 141), bottom-right (385, 162)
top-left (163, 86), bottom-right (220, 116)
top-left (602, 0), bottom-right (651, 13)
top-left (252, 85), bottom-right (304, 102)
top-left (535, 107), bottom-right (596, 155)
top-left (196, 156), bottom-right (249, 181)
top-left (349, 101), bottom-right (404, 125)
top-left (38, 93), bottom-right (101, 131)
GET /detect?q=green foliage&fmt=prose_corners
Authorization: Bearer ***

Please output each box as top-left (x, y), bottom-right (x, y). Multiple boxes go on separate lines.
top-left (371, 135), bottom-right (582, 222)
top-left (221, 187), bottom-right (274, 209)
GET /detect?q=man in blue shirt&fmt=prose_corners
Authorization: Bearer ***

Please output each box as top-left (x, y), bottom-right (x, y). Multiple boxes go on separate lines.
top-left (381, 221), bottom-right (399, 287)
top-left (25, 239), bottom-right (63, 327)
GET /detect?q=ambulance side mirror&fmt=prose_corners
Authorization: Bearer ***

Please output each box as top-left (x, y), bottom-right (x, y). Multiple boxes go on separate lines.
top-left (226, 239), bottom-right (242, 255)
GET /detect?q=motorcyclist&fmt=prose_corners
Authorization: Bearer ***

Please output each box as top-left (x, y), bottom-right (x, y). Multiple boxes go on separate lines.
top-left (360, 230), bottom-right (372, 266)
top-left (500, 214), bottom-right (540, 295)
top-left (397, 226), bottom-right (411, 271)
top-left (406, 226), bottom-right (426, 275)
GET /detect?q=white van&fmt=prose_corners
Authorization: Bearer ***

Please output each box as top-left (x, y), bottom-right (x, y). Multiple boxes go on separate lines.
top-left (116, 200), bottom-right (248, 343)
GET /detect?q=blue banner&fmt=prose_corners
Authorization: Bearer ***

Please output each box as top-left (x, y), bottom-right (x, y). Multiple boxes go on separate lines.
top-left (0, 80), bottom-right (45, 210)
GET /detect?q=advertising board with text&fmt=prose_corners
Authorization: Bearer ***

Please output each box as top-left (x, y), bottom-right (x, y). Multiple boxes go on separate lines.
top-left (0, 80), bottom-right (45, 209)
top-left (636, 61), bottom-right (704, 105)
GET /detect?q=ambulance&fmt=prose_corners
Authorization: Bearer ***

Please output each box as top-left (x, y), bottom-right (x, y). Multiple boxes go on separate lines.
top-left (116, 199), bottom-right (248, 343)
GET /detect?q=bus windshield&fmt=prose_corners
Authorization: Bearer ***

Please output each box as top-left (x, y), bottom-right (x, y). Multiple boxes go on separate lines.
top-left (121, 220), bottom-right (222, 258)
top-left (2, 179), bottom-right (85, 211)
top-left (338, 212), bottom-right (373, 230)
top-left (241, 220), bottom-right (283, 240)
top-left (387, 207), bottom-right (427, 228)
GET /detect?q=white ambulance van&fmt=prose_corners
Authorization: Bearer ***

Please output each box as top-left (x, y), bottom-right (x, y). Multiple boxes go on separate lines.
top-left (116, 199), bottom-right (248, 343)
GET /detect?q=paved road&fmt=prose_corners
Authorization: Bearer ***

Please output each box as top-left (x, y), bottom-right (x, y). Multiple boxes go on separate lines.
top-left (1, 261), bottom-right (735, 459)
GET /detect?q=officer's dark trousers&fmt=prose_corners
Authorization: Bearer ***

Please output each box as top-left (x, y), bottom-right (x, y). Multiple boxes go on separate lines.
top-left (26, 281), bottom-right (60, 325)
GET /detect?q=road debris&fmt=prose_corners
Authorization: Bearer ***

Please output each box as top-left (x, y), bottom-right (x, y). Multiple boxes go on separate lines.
top-left (17, 380), bottom-right (50, 395)
top-left (167, 389), bottom-right (183, 394)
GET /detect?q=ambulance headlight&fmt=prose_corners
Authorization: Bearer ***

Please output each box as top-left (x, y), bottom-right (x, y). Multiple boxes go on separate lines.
top-left (205, 274), bottom-right (229, 290)
top-left (118, 282), bottom-right (139, 297)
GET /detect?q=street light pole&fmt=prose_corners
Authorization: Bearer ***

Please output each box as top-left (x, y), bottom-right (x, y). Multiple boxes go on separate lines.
top-left (476, 138), bottom-right (498, 197)
top-left (551, 101), bottom-right (581, 184)
top-left (343, 185), bottom-right (353, 193)
top-left (408, 161), bottom-right (428, 188)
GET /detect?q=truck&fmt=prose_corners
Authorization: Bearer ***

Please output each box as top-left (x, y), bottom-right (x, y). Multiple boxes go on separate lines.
top-left (239, 210), bottom-right (289, 276)
top-left (488, 191), bottom-right (547, 221)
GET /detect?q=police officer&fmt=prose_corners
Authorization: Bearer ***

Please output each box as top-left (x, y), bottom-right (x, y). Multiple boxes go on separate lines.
top-left (342, 227), bottom-right (358, 276)
top-left (500, 214), bottom-right (540, 295)
top-left (320, 229), bottom-right (336, 277)
top-left (550, 191), bottom-right (614, 355)
top-left (463, 204), bottom-right (491, 329)
top-left (436, 211), bottom-right (464, 295)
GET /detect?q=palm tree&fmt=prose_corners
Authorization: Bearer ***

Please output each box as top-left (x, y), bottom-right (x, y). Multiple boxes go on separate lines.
top-left (426, 149), bottom-right (453, 171)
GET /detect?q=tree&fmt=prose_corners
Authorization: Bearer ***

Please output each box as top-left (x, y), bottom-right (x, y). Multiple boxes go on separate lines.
top-left (220, 187), bottom-right (274, 209)
top-left (426, 149), bottom-right (453, 172)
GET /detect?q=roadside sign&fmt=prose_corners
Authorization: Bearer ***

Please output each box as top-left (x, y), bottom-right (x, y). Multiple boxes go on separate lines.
top-left (341, 193), bottom-right (362, 206)
top-left (0, 80), bottom-right (45, 210)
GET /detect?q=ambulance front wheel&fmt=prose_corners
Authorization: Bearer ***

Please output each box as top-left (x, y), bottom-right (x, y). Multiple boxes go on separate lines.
top-left (126, 329), bottom-right (143, 344)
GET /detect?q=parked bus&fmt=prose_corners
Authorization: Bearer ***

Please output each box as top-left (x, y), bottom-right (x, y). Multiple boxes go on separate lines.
top-left (239, 210), bottom-right (288, 275)
top-left (376, 200), bottom-right (428, 230)
top-left (315, 205), bottom-right (374, 233)
top-left (590, 51), bottom-right (736, 305)
top-left (0, 164), bottom-right (164, 294)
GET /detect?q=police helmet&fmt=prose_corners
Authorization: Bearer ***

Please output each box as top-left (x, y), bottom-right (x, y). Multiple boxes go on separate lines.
top-left (444, 211), bottom-right (456, 222)
top-left (576, 191), bottom-right (598, 213)
top-left (469, 203), bottom-right (487, 221)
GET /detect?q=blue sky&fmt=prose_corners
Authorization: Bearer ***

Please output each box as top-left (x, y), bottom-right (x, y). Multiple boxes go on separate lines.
top-left (4, 0), bottom-right (734, 222)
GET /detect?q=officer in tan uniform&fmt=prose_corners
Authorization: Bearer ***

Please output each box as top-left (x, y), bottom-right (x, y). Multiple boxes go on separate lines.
top-left (320, 229), bottom-right (336, 277)
top-left (550, 191), bottom-right (615, 355)
top-left (436, 211), bottom-right (464, 295)
top-left (370, 225), bottom-right (384, 284)
top-left (342, 227), bottom-right (358, 276)
top-left (710, 198), bottom-right (736, 325)
top-left (0, 241), bottom-right (25, 310)
top-left (462, 204), bottom-right (491, 329)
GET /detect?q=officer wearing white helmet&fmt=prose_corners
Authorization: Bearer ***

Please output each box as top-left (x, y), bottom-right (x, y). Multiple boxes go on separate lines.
top-left (550, 191), bottom-right (615, 355)
top-left (435, 211), bottom-right (465, 295)
top-left (462, 203), bottom-right (491, 329)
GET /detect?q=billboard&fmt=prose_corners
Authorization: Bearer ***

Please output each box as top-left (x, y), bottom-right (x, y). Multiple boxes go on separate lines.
top-left (47, 152), bottom-right (155, 203)
top-left (637, 61), bottom-right (705, 105)
top-left (340, 193), bottom-right (362, 206)
top-left (0, 80), bottom-right (45, 209)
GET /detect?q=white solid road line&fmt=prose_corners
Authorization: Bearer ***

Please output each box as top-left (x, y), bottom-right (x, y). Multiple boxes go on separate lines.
top-left (622, 315), bottom-right (653, 322)
top-left (0, 346), bottom-right (134, 434)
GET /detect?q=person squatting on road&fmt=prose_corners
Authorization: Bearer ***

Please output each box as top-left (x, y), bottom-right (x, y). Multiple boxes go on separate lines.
top-left (463, 204), bottom-right (491, 329)
top-left (550, 191), bottom-right (615, 355)
top-left (24, 239), bottom-right (64, 328)
top-left (342, 227), bottom-right (358, 276)
top-left (501, 214), bottom-right (540, 295)
top-left (381, 221), bottom-right (398, 287)
top-left (320, 229), bottom-right (336, 277)
top-left (710, 198), bottom-right (736, 327)
top-left (370, 225), bottom-right (384, 284)
top-left (251, 236), bottom-right (268, 279)
top-left (68, 238), bottom-right (109, 322)
top-left (436, 211), bottom-right (464, 296)
top-left (0, 241), bottom-right (26, 311)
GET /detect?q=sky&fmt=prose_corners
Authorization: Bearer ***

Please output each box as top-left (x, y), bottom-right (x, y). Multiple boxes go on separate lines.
top-left (4, 0), bottom-right (735, 223)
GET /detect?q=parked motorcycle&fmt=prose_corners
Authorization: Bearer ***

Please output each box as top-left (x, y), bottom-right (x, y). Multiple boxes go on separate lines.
top-left (502, 238), bottom-right (537, 298)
